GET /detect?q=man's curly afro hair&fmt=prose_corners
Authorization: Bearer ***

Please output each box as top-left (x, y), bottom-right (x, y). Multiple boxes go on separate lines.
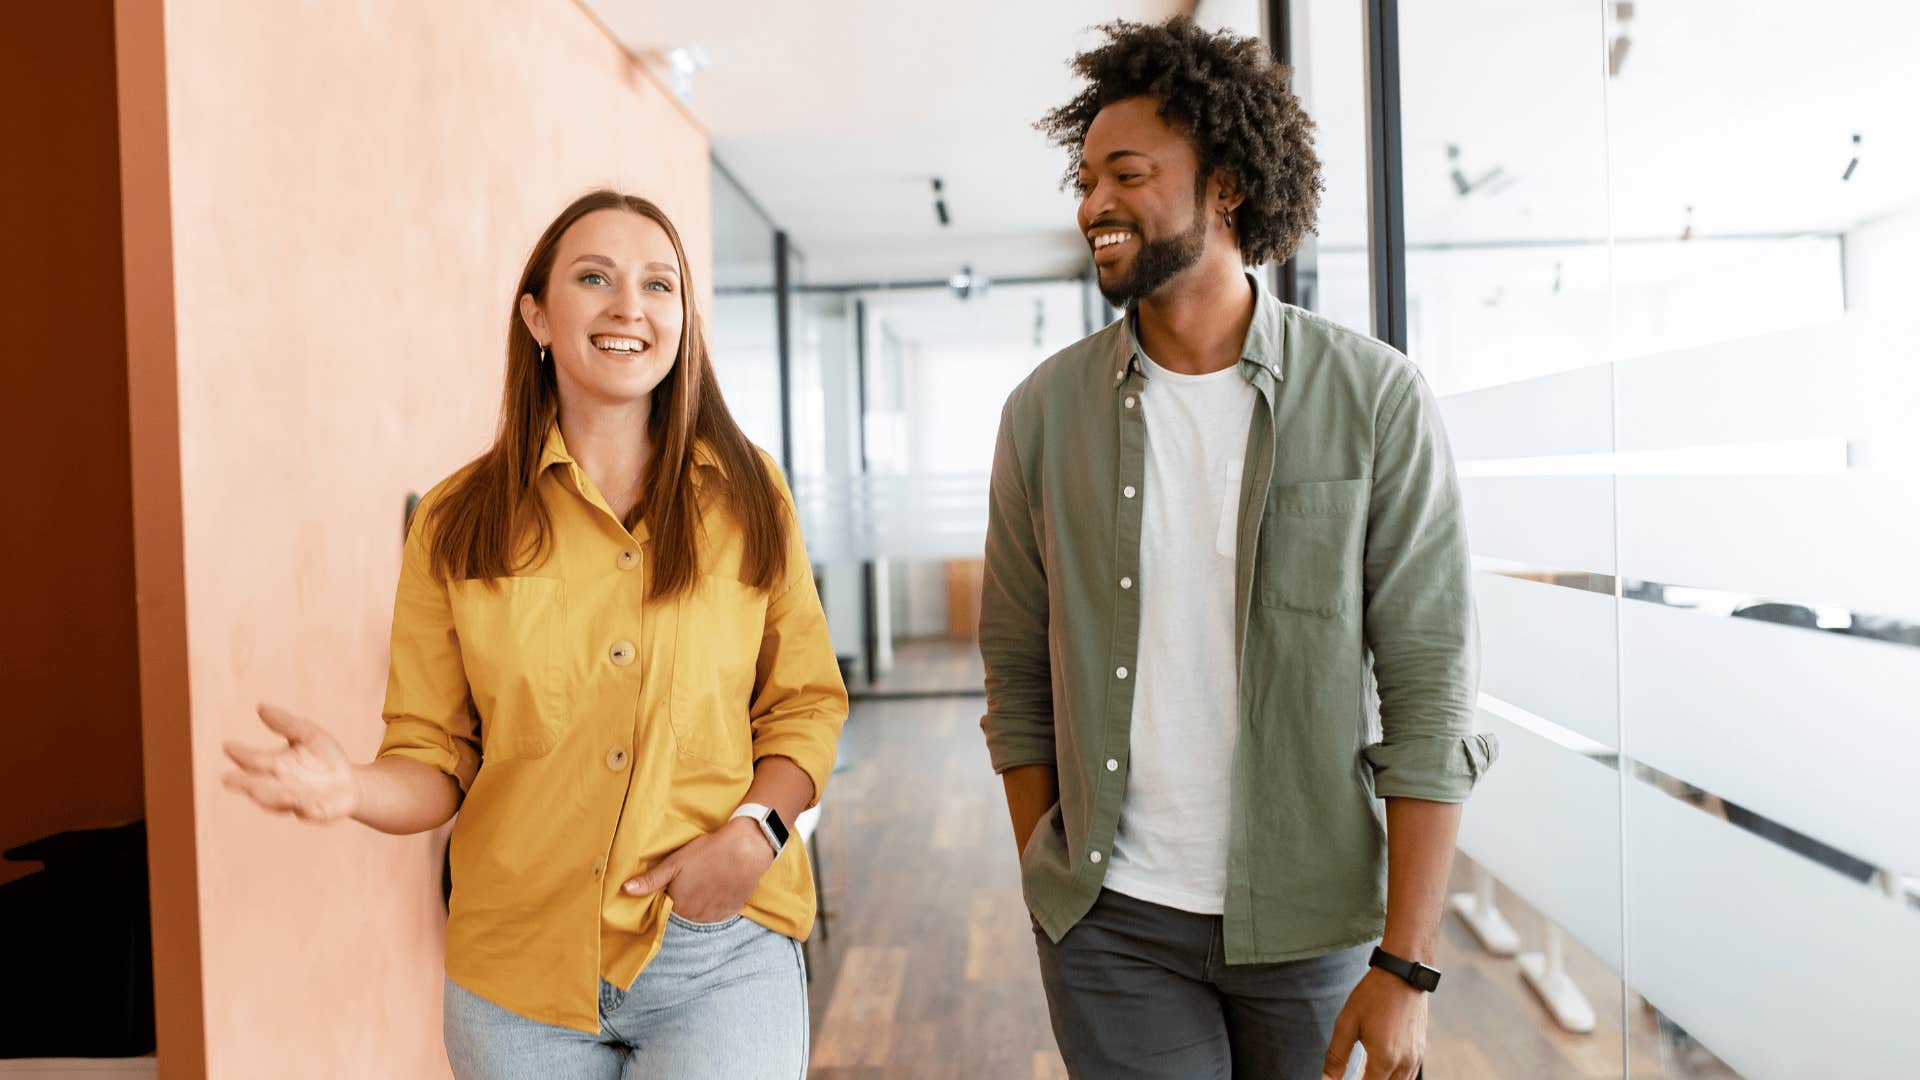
top-left (1038, 16), bottom-right (1322, 266)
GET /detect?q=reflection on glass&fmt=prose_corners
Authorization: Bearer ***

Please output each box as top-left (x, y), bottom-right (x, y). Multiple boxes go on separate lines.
top-left (1411, 1), bottom-right (1919, 1077)
top-left (1609, 3), bottom-right (1920, 1077)
top-left (1285, 0), bottom-right (1371, 334)
top-left (1398, 3), bottom-right (1613, 396)
top-left (1398, 4), bottom-right (1627, 1077)
top-left (844, 282), bottom-right (1087, 695)
top-left (710, 161), bottom-right (782, 454)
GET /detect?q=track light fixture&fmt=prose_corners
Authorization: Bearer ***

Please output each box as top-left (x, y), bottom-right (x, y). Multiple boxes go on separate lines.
top-left (932, 178), bottom-right (951, 227)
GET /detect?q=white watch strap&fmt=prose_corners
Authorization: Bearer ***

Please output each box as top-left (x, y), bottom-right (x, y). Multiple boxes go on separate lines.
top-left (730, 803), bottom-right (781, 854)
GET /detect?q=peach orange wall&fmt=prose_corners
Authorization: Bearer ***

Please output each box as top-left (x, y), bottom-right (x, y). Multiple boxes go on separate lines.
top-left (129, 1), bottom-right (712, 1075)
top-left (0, 4), bottom-right (147, 887)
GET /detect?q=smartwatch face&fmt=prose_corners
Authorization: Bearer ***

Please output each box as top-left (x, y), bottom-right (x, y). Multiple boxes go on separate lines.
top-left (1410, 964), bottom-right (1442, 992)
top-left (765, 808), bottom-right (790, 848)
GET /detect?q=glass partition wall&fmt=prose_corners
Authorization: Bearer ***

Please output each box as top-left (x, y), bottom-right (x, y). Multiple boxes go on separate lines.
top-left (1364, 1), bottom-right (1920, 1075)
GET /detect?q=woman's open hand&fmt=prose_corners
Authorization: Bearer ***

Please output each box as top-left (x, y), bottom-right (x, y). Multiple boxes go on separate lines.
top-left (222, 704), bottom-right (360, 823)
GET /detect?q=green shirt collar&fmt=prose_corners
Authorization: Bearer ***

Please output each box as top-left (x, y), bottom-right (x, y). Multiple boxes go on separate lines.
top-left (1115, 270), bottom-right (1287, 391)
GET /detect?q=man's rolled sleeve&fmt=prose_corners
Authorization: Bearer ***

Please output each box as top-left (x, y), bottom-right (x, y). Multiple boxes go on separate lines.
top-left (979, 398), bottom-right (1056, 775)
top-left (1360, 366), bottom-right (1498, 802)
top-left (748, 462), bottom-right (849, 809)
top-left (377, 506), bottom-right (482, 792)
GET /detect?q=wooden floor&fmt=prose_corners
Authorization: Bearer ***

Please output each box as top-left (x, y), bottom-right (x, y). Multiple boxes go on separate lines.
top-left (858, 638), bottom-right (989, 697)
top-left (806, 646), bottom-right (1739, 1079)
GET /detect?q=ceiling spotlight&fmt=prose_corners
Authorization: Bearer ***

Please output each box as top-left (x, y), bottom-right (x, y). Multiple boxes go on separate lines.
top-left (949, 264), bottom-right (988, 301)
top-left (665, 47), bottom-right (709, 104)
top-left (932, 178), bottom-right (951, 227)
top-left (1843, 133), bottom-right (1862, 181)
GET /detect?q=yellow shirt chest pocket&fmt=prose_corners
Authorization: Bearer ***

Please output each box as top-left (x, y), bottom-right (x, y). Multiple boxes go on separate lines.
top-left (447, 576), bottom-right (570, 760)
top-left (669, 573), bottom-right (768, 766)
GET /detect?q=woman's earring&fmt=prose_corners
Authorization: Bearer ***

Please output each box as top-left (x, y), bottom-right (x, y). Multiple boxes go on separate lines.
top-left (1224, 209), bottom-right (1235, 231)
top-left (539, 344), bottom-right (551, 364)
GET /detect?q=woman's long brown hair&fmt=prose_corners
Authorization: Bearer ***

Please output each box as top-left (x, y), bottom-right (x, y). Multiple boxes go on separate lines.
top-left (423, 189), bottom-right (789, 598)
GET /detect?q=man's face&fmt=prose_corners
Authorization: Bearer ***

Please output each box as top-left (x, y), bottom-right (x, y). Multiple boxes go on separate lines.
top-left (1076, 96), bottom-right (1209, 307)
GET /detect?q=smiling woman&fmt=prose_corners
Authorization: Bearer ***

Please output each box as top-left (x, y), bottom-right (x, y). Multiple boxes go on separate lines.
top-left (220, 189), bottom-right (848, 1078)
top-left (429, 190), bottom-right (789, 601)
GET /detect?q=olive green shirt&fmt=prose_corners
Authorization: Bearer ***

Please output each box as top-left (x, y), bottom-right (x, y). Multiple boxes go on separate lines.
top-left (979, 275), bottom-right (1498, 962)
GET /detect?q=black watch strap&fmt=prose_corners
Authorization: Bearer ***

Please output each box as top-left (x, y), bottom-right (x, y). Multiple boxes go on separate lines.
top-left (1369, 946), bottom-right (1442, 992)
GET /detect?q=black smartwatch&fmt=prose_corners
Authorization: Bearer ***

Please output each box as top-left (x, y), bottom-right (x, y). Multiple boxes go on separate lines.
top-left (1369, 946), bottom-right (1442, 992)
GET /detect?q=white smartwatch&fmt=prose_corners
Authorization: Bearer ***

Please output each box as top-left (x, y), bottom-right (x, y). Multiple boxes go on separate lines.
top-left (729, 802), bottom-right (789, 856)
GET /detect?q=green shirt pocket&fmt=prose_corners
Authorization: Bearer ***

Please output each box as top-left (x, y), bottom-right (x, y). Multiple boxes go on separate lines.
top-left (1256, 478), bottom-right (1370, 618)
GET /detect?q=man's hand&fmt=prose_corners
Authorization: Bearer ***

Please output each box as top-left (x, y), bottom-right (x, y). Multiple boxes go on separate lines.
top-left (622, 818), bottom-right (777, 923)
top-left (1000, 764), bottom-right (1060, 861)
top-left (1322, 967), bottom-right (1428, 1080)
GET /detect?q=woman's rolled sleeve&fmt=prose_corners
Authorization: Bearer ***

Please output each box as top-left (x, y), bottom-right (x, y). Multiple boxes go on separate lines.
top-left (376, 507), bottom-right (481, 791)
top-left (747, 465), bottom-right (849, 808)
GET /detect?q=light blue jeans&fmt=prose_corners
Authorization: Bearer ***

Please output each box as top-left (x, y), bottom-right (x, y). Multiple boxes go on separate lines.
top-left (443, 913), bottom-right (809, 1079)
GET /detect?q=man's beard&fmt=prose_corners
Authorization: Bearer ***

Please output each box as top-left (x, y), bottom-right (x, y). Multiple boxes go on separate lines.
top-left (1096, 193), bottom-right (1209, 308)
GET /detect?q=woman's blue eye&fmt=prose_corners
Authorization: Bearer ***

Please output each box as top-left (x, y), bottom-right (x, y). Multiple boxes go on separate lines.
top-left (645, 280), bottom-right (673, 293)
top-left (581, 271), bottom-right (609, 286)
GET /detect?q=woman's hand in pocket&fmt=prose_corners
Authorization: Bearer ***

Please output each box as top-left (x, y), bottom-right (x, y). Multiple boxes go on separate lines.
top-left (621, 818), bottom-right (777, 923)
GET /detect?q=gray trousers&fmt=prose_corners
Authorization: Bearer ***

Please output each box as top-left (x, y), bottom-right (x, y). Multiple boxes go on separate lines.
top-left (1034, 888), bottom-right (1371, 1080)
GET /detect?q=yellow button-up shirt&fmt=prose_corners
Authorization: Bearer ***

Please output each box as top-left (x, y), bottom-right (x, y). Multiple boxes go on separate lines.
top-left (377, 426), bottom-right (847, 1033)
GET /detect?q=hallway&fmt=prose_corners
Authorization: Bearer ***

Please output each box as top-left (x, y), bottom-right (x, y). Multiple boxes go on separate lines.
top-left (802, 668), bottom-right (1738, 1078)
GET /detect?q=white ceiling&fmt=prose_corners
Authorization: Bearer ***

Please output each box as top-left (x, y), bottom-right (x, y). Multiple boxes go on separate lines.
top-left (588, 0), bottom-right (1920, 285)
top-left (587, 0), bottom-right (1185, 284)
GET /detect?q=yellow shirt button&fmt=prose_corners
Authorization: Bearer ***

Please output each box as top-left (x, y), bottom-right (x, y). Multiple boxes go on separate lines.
top-left (616, 550), bottom-right (639, 571)
top-left (610, 640), bottom-right (635, 667)
top-left (606, 747), bottom-right (629, 772)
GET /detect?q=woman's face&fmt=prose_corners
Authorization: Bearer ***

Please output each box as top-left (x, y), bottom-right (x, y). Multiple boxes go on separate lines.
top-left (520, 209), bottom-right (686, 410)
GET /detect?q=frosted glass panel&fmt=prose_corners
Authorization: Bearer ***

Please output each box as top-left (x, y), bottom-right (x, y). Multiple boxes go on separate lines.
top-left (1618, 474), bottom-right (1920, 616)
top-left (1440, 364), bottom-right (1614, 463)
top-left (1614, 309), bottom-right (1919, 452)
top-left (1475, 573), bottom-right (1618, 748)
top-left (792, 473), bottom-right (988, 564)
top-left (1625, 781), bottom-right (1920, 1079)
top-left (1621, 601), bottom-right (1920, 873)
top-left (1462, 476), bottom-right (1615, 573)
top-left (1456, 709), bottom-right (1622, 968)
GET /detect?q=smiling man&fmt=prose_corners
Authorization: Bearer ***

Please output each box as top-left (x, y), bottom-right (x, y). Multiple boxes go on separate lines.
top-left (978, 18), bottom-right (1498, 1080)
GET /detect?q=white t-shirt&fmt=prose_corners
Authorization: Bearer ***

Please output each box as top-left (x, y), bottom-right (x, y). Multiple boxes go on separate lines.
top-left (1103, 351), bottom-right (1257, 915)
